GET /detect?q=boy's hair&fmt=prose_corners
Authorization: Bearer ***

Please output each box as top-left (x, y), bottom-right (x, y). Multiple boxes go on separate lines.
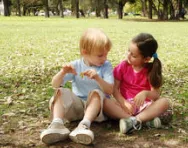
top-left (79, 28), bottom-right (112, 54)
top-left (132, 33), bottom-right (162, 88)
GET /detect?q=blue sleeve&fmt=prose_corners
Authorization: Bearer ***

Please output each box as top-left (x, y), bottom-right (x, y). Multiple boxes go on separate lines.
top-left (102, 61), bottom-right (114, 84)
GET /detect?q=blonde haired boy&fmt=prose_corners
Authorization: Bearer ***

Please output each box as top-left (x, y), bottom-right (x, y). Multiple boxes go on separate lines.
top-left (40, 28), bottom-right (114, 145)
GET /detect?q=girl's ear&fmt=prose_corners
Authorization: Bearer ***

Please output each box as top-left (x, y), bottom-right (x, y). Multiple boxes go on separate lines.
top-left (144, 57), bottom-right (151, 63)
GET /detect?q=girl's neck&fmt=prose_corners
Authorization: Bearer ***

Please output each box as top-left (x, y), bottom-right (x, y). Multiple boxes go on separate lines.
top-left (132, 65), bottom-right (144, 73)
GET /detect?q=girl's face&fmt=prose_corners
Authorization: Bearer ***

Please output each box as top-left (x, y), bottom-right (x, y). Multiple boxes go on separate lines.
top-left (83, 50), bottom-right (108, 67)
top-left (127, 42), bottom-right (146, 68)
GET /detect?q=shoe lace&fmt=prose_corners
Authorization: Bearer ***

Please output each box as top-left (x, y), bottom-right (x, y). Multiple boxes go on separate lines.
top-left (133, 120), bottom-right (142, 131)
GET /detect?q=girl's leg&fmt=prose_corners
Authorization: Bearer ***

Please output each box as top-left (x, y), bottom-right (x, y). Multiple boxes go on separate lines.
top-left (136, 97), bottom-right (169, 122)
top-left (103, 99), bottom-right (130, 119)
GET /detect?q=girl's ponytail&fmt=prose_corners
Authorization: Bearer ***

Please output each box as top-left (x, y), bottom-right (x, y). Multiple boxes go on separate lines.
top-left (148, 57), bottom-right (162, 88)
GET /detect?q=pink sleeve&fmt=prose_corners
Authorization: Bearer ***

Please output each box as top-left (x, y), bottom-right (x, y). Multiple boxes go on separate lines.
top-left (113, 61), bottom-right (126, 81)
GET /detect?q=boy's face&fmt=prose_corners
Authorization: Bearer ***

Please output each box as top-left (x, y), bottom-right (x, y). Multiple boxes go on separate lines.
top-left (84, 50), bottom-right (109, 67)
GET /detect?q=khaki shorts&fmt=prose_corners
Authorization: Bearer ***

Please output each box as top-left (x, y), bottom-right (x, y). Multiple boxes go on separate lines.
top-left (49, 88), bottom-right (107, 122)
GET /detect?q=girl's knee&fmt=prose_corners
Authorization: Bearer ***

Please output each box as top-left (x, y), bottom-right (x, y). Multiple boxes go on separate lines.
top-left (160, 97), bottom-right (171, 109)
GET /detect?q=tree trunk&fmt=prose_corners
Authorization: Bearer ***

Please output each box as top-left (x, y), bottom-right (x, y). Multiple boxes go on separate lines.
top-left (169, 0), bottom-right (175, 19)
top-left (3, 0), bottom-right (10, 16)
top-left (117, 1), bottom-right (123, 19)
top-left (141, 0), bottom-right (147, 17)
top-left (44, 0), bottom-right (49, 18)
top-left (148, 0), bottom-right (152, 19)
top-left (58, 0), bottom-right (64, 18)
top-left (163, 0), bottom-right (168, 20)
top-left (16, 0), bottom-right (21, 16)
top-left (103, 0), bottom-right (108, 19)
top-left (96, 0), bottom-right (101, 17)
top-left (75, 0), bottom-right (79, 18)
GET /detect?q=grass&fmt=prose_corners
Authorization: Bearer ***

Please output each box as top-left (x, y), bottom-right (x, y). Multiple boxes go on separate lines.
top-left (0, 16), bottom-right (187, 135)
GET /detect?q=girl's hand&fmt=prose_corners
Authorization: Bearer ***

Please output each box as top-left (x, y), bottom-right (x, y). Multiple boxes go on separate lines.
top-left (62, 64), bottom-right (77, 75)
top-left (82, 69), bottom-right (99, 80)
top-left (121, 101), bottom-right (134, 115)
top-left (134, 91), bottom-right (148, 107)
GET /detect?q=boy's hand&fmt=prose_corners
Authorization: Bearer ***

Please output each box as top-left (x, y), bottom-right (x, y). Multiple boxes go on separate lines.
top-left (82, 69), bottom-right (99, 80)
top-left (134, 91), bottom-right (147, 107)
top-left (62, 64), bottom-right (77, 75)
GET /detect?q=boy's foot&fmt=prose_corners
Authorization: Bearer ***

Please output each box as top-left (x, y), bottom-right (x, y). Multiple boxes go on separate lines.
top-left (40, 122), bottom-right (70, 145)
top-left (119, 117), bottom-right (142, 134)
top-left (69, 123), bottom-right (94, 145)
top-left (146, 117), bottom-right (161, 128)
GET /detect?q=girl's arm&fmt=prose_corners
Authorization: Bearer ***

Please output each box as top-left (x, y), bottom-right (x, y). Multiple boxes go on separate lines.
top-left (113, 79), bottom-right (134, 115)
top-left (134, 87), bottom-right (160, 107)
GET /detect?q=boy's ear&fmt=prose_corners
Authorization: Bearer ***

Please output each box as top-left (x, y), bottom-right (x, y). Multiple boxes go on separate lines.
top-left (81, 49), bottom-right (87, 55)
top-left (144, 57), bottom-right (151, 63)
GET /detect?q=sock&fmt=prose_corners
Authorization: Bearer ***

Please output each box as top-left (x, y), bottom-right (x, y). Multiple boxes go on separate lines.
top-left (52, 118), bottom-right (64, 124)
top-left (80, 118), bottom-right (91, 128)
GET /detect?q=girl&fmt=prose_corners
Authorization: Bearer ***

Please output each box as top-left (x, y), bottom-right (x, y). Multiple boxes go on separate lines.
top-left (104, 33), bottom-right (169, 134)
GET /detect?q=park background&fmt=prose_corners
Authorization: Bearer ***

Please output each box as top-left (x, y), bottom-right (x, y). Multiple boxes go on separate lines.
top-left (0, 0), bottom-right (188, 148)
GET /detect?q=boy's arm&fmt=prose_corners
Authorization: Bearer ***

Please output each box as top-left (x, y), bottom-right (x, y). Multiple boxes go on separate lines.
top-left (95, 76), bottom-right (113, 95)
top-left (52, 64), bottom-right (77, 88)
top-left (52, 69), bottom-right (66, 88)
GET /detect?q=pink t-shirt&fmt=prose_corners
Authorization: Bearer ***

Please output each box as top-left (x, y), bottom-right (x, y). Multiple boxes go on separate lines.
top-left (113, 60), bottom-right (151, 102)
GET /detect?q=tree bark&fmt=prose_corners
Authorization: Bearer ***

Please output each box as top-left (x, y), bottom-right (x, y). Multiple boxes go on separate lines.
top-left (103, 0), bottom-right (108, 19)
top-left (44, 0), bottom-right (49, 18)
top-left (96, 0), bottom-right (101, 17)
top-left (58, 0), bottom-right (64, 18)
top-left (75, 0), bottom-right (79, 18)
top-left (3, 0), bottom-right (10, 16)
top-left (141, 0), bottom-right (147, 17)
top-left (16, 0), bottom-right (21, 16)
top-left (163, 0), bottom-right (168, 20)
top-left (148, 0), bottom-right (152, 19)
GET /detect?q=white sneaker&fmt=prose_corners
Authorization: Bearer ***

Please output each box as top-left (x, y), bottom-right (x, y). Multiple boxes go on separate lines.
top-left (69, 124), bottom-right (94, 145)
top-left (146, 117), bottom-right (162, 128)
top-left (40, 122), bottom-right (70, 145)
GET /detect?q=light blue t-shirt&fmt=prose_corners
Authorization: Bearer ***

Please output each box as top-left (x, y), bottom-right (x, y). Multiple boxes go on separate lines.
top-left (62, 58), bottom-right (114, 100)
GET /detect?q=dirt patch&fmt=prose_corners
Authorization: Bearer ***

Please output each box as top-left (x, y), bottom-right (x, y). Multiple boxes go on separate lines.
top-left (0, 119), bottom-right (187, 148)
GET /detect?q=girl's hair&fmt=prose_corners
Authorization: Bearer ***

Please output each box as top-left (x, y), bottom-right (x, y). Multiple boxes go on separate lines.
top-left (79, 28), bottom-right (112, 54)
top-left (132, 33), bottom-right (162, 88)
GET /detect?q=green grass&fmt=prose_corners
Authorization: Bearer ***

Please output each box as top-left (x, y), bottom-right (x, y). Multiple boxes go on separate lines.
top-left (0, 16), bottom-right (187, 128)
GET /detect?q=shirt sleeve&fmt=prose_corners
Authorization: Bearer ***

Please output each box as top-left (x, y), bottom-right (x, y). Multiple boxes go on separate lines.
top-left (113, 61), bottom-right (125, 81)
top-left (102, 61), bottom-right (114, 84)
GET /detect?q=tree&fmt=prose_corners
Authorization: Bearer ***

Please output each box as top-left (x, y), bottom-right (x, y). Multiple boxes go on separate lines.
top-left (44, 0), bottom-right (49, 17)
top-left (103, 0), bottom-right (108, 18)
top-left (16, 0), bottom-right (21, 16)
top-left (141, 0), bottom-right (147, 17)
top-left (3, 0), bottom-right (11, 16)
top-left (75, 0), bottom-right (79, 18)
top-left (58, 0), bottom-right (64, 17)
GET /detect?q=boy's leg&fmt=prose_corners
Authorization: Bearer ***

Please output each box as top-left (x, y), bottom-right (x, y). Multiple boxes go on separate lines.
top-left (69, 89), bottom-right (104, 145)
top-left (40, 88), bottom-right (84, 145)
